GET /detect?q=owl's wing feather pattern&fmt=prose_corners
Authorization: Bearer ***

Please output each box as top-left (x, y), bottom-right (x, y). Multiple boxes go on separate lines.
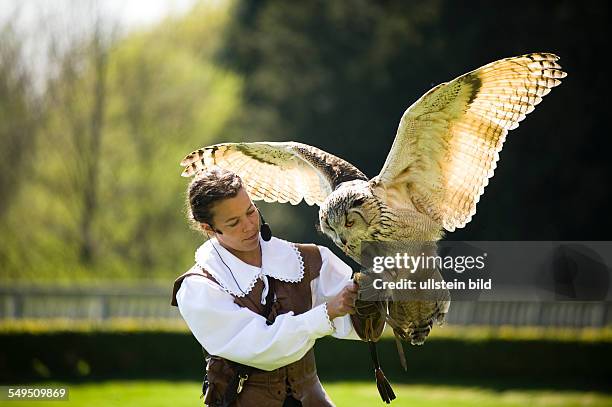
top-left (377, 53), bottom-right (566, 231)
top-left (180, 142), bottom-right (367, 206)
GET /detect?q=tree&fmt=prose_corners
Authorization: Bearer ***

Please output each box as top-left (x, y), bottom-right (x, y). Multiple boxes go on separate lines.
top-left (0, 16), bottom-right (42, 220)
top-left (1, 1), bottom-right (243, 281)
top-left (42, 9), bottom-right (116, 265)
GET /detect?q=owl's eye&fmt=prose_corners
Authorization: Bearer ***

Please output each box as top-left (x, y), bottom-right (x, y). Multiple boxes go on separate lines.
top-left (345, 219), bottom-right (354, 228)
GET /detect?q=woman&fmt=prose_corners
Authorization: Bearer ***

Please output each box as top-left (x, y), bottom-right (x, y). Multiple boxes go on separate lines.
top-left (171, 167), bottom-right (361, 406)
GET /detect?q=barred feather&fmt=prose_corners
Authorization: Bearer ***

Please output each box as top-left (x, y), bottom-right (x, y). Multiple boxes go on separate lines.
top-left (179, 142), bottom-right (366, 206)
top-left (377, 52), bottom-right (566, 232)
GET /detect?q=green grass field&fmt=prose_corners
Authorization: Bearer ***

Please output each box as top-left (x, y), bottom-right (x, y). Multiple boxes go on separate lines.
top-left (1, 381), bottom-right (610, 407)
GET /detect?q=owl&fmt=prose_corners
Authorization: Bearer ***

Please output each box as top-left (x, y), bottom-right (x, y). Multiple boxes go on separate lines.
top-left (180, 53), bottom-right (566, 402)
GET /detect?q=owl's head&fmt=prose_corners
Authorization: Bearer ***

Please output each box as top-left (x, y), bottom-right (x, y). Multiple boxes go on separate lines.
top-left (319, 182), bottom-right (379, 257)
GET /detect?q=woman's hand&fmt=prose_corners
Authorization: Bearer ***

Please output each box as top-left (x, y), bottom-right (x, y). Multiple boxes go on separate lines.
top-left (326, 282), bottom-right (358, 320)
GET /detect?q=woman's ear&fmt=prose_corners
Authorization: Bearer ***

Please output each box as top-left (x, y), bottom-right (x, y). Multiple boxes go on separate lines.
top-left (200, 222), bottom-right (216, 235)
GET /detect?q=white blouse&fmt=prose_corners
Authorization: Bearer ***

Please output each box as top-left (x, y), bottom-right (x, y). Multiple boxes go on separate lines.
top-left (176, 236), bottom-right (361, 371)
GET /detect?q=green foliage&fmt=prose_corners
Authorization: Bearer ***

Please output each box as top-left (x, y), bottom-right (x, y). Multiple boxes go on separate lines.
top-left (0, 329), bottom-right (610, 390)
top-left (2, 319), bottom-right (611, 343)
top-left (0, 2), bottom-right (241, 282)
top-left (0, 18), bottom-right (43, 250)
top-left (220, 0), bottom-right (449, 171)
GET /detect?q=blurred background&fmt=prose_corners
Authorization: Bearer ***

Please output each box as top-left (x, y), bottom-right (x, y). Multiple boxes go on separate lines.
top-left (0, 0), bottom-right (610, 406)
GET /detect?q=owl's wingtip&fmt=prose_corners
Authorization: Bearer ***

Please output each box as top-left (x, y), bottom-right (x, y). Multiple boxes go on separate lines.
top-left (181, 166), bottom-right (196, 177)
top-left (180, 148), bottom-right (207, 166)
top-left (180, 154), bottom-right (195, 166)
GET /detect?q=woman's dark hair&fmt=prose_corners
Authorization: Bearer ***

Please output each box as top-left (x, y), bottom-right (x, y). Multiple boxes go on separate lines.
top-left (187, 167), bottom-right (243, 229)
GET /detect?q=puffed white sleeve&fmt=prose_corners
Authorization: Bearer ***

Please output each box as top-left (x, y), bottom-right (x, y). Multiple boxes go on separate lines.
top-left (311, 246), bottom-right (361, 341)
top-left (176, 275), bottom-right (335, 371)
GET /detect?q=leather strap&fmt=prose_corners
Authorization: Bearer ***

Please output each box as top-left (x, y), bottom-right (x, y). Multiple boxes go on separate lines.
top-left (191, 267), bottom-right (277, 406)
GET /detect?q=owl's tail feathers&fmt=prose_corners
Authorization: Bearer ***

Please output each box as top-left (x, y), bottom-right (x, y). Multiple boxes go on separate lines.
top-left (369, 341), bottom-right (396, 404)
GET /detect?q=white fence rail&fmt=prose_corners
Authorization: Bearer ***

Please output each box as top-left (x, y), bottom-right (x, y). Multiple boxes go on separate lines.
top-left (0, 285), bottom-right (610, 327)
top-left (0, 285), bottom-right (180, 320)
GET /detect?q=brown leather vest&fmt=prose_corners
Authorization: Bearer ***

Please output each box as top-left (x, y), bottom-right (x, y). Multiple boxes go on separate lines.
top-left (171, 243), bottom-right (335, 407)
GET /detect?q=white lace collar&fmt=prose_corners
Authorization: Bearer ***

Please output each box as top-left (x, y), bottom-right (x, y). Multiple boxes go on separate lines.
top-left (194, 236), bottom-right (305, 297)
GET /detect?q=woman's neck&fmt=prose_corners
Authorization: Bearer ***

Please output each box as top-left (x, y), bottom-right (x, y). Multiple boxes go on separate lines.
top-left (221, 241), bottom-right (262, 267)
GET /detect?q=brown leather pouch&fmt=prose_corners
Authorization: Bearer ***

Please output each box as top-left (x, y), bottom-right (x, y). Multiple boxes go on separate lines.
top-left (203, 356), bottom-right (237, 406)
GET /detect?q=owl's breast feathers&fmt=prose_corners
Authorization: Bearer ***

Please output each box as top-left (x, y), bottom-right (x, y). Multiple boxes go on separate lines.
top-left (370, 181), bottom-right (445, 242)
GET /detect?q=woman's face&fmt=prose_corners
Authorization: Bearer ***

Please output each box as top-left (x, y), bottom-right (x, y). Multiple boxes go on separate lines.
top-left (204, 187), bottom-right (261, 253)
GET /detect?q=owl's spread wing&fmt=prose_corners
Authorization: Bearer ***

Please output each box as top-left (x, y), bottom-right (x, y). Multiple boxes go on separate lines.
top-left (376, 53), bottom-right (566, 231)
top-left (180, 142), bottom-right (367, 206)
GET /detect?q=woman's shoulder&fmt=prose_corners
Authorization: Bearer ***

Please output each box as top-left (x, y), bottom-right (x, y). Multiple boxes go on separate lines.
top-left (274, 236), bottom-right (320, 256)
top-left (172, 264), bottom-right (229, 306)
top-left (292, 242), bottom-right (322, 260)
top-left (181, 265), bottom-right (227, 292)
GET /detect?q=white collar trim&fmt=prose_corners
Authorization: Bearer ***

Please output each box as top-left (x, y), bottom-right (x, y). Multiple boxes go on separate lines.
top-left (194, 236), bottom-right (305, 297)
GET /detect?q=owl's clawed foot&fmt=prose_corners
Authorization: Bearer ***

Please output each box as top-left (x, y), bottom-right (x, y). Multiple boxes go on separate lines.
top-left (409, 319), bottom-right (434, 345)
